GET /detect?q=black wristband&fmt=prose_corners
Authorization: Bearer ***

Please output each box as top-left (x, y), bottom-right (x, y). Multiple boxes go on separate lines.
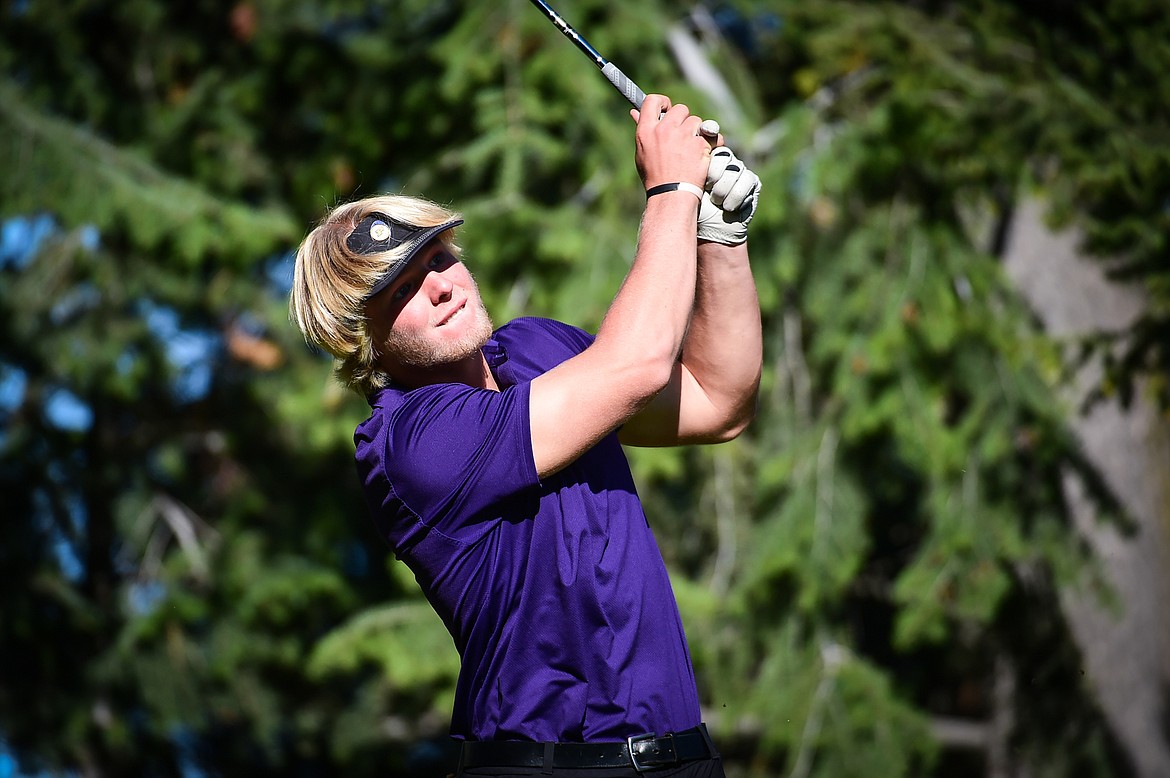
top-left (646, 182), bottom-right (703, 200)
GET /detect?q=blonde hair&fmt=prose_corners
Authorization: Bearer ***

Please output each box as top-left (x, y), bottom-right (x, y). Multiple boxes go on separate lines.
top-left (290, 194), bottom-right (463, 396)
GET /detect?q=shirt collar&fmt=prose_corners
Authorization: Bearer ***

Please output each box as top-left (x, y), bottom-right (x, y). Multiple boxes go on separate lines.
top-left (365, 334), bottom-right (510, 407)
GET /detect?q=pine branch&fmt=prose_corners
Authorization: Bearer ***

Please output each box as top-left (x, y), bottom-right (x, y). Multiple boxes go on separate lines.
top-left (0, 79), bottom-right (296, 264)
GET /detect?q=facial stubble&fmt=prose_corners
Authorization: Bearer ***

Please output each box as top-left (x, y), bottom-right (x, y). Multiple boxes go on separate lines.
top-left (380, 282), bottom-right (495, 370)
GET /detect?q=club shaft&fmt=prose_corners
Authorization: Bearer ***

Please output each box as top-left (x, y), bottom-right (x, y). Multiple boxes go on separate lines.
top-left (526, 0), bottom-right (647, 108)
top-left (527, 0), bottom-right (604, 65)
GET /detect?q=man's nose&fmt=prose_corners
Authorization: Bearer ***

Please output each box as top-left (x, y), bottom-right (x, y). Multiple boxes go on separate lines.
top-left (425, 269), bottom-right (454, 301)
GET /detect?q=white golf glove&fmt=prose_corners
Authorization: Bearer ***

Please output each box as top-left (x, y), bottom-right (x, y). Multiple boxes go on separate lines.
top-left (698, 146), bottom-right (761, 245)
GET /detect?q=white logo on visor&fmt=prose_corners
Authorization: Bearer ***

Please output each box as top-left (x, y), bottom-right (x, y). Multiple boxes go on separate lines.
top-left (370, 220), bottom-right (392, 242)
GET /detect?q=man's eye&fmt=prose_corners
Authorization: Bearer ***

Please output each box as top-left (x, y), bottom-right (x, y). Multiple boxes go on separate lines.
top-left (428, 252), bottom-right (449, 269)
top-left (392, 282), bottom-right (414, 300)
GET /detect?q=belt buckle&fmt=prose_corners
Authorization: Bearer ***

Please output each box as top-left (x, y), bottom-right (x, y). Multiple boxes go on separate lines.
top-left (627, 731), bottom-right (676, 773)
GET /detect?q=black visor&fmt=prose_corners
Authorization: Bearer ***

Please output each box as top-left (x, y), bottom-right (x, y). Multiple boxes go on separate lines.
top-left (347, 213), bottom-right (463, 300)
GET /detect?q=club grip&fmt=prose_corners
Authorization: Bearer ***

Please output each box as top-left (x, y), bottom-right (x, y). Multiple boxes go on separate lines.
top-left (601, 62), bottom-right (646, 109)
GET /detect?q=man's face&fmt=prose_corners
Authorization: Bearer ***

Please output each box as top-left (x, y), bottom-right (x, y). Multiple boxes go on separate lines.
top-left (364, 239), bottom-right (494, 373)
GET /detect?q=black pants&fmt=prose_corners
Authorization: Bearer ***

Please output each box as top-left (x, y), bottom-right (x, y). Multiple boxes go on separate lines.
top-left (455, 757), bottom-right (726, 778)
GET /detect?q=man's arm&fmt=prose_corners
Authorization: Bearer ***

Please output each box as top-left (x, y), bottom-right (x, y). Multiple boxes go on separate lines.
top-left (618, 236), bottom-right (763, 447)
top-left (526, 94), bottom-right (714, 479)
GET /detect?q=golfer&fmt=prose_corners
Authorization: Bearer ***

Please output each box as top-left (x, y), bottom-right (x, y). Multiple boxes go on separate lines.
top-left (291, 94), bottom-right (762, 777)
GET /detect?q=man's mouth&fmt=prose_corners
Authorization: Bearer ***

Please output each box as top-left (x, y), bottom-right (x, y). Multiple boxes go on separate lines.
top-left (437, 300), bottom-right (466, 327)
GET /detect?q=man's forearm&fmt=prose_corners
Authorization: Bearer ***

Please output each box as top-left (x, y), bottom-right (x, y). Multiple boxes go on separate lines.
top-left (682, 240), bottom-right (763, 431)
top-left (595, 193), bottom-right (700, 378)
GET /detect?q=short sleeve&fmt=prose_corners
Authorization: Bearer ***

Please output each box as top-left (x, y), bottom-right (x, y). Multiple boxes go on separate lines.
top-left (355, 381), bottom-right (538, 544)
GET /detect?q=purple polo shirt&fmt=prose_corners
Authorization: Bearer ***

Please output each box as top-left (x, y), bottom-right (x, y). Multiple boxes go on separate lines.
top-left (354, 317), bottom-right (701, 742)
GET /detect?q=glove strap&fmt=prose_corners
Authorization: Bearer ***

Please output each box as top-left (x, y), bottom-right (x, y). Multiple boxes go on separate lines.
top-left (646, 182), bottom-right (703, 201)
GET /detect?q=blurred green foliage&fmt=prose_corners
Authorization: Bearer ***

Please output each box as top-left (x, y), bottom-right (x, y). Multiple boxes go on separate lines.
top-left (1, 0), bottom-right (1164, 775)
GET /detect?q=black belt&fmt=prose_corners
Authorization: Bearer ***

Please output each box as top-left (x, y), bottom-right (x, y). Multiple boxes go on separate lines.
top-left (460, 724), bottom-right (716, 773)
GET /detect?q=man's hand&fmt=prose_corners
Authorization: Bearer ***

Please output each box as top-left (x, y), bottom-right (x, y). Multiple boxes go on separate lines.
top-left (630, 95), bottom-right (714, 192)
top-left (698, 147), bottom-right (761, 245)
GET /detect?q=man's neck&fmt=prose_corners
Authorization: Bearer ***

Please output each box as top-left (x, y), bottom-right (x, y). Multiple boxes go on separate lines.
top-left (392, 352), bottom-right (499, 392)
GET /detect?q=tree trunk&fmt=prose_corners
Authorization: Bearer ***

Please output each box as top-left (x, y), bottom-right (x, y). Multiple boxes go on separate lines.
top-left (1002, 198), bottom-right (1170, 778)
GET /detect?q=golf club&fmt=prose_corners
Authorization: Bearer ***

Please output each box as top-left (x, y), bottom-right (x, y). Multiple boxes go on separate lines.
top-left (526, 0), bottom-right (719, 136)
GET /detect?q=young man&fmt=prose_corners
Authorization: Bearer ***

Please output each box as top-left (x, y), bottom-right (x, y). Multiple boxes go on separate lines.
top-left (291, 95), bottom-right (762, 776)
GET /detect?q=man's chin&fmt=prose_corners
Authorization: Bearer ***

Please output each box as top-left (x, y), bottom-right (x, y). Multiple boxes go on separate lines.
top-left (385, 314), bottom-right (494, 370)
